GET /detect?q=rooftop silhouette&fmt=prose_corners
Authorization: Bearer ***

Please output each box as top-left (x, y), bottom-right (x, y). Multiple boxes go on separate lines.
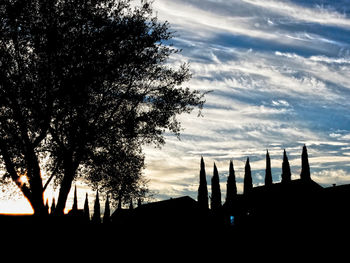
top-left (1, 145), bottom-right (350, 255)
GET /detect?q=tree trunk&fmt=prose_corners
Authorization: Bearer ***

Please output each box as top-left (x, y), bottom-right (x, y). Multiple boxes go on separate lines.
top-left (54, 155), bottom-right (77, 215)
top-left (25, 145), bottom-right (46, 215)
top-left (0, 140), bottom-right (46, 215)
top-left (27, 161), bottom-right (46, 216)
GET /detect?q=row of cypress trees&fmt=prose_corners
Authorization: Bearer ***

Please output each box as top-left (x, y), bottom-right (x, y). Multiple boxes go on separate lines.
top-left (78, 189), bottom-right (111, 224)
top-left (45, 187), bottom-right (111, 224)
top-left (198, 145), bottom-right (311, 210)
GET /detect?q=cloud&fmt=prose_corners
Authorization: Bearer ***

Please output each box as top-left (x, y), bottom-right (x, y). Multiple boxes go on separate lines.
top-left (309, 55), bottom-right (350, 64)
top-left (154, 0), bottom-right (278, 40)
top-left (242, 0), bottom-right (350, 28)
top-left (140, 0), bottom-right (350, 201)
top-left (312, 169), bottom-right (350, 186)
top-left (153, 0), bottom-right (344, 51)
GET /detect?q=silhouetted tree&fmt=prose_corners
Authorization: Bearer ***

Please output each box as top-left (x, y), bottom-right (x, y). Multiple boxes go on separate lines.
top-left (45, 199), bottom-right (50, 214)
top-left (244, 158), bottom-right (253, 195)
top-left (117, 197), bottom-right (122, 210)
top-left (50, 198), bottom-right (56, 215)
top-left (281, 149), bottom-right (292, 183)
top-left (129, 198), bottom-right (134, 210)
top-left (72, 185), bottom-right (78, 212)
top-left (0, 0), bottom-right (205, 214)
top-left (92, 190), bottom-right (101, 224)
top-left (265, 150), bottom-right (273, 186)
top-left (0, 0), bottom-right (69, 215)
top-left (300, 145), bottom-right (311, 181)
top-left (83, 193), bottom-right (90, 222)
top-left (103, 195), bottom-right (110, 224)
top-left (198, 157), bottom-right (209, 210)
top-left (225, 160), bottom-right (237, 207)
top-left (85, 141), bottom-right (147, 210)
top-left (211, 163), bottom-right (221, 210)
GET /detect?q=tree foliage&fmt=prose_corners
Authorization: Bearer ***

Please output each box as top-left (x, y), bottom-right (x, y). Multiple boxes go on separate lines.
top-left (300, 145), bottom-right (311, 181)
top-left (197, 157), bottom-right (208, 210)
top-left (225, 160), bottom-right (237, 206)
top-left (265, 150), bottom-right (272, 186)
top-left (243, 157), bottom-right (252, 195)
top-left (281, 149), bottom-right (291, 183)
top-left (211, 163), bottom-right (221, 210)
top-left (0, 0), bottom-right (205, 214)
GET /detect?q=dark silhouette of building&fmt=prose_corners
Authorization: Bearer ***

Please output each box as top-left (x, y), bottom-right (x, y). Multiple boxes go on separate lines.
top-left (2, 144), bottom-right (350, 251)
top-left (192, 145), bottom-right (350, 239)
top-left (110, 196), bottom-right (200, 233)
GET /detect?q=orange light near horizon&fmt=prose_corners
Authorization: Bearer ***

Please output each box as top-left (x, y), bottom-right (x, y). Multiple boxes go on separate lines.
top-left (0, 198), bottom-right (34, 215)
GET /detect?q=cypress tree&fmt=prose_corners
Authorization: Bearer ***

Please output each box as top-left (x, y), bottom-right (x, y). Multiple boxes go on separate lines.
top-left (226, 160), bottom-right (237, 206)
top-left (50, 197), bottom-right (56, 215)
top-left (211, 163), bottom-right (221, 211)
top-left (244, 157), bottom-right (253, 195)
top-left (83, 193), bottom-right (90, 222)
top-left (92, 190), bottom-right (101, 224)
top-left (72, 185), bottom-right (78, 212)
top-left (281, 149), bottom-right (292, 183)
top-left (45, 199), bottom-right (49, 215)
top-left (300, 145), bottom-right (311, 181)
top-left (197, 157), bottom-right (209, 210)
top-left (103, 195), bottom-right (110, 224)
top-left (129, 198), bottom-right (134, 210)
top-left (265, 150), bottom-right (273, 186)
top-left (117, 196), bottom-right (122, 210)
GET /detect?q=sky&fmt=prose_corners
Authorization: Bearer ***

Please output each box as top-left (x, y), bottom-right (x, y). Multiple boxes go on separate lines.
top-left (1, 0), bottom-right (350, 213)
top-left (143, 0), bottom-right (350, 201)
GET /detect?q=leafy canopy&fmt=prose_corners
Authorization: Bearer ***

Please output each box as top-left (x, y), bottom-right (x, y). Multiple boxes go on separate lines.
top-left (0, 0), bottom-right (205, 212)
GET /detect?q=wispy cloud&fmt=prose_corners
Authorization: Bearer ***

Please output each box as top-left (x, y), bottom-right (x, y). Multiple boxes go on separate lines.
top-left (142, 0), bottom-right (350, 201)
top-left (242, 0), bottom-right (350, 28)
top-left (155, 0), bottom-right (279, 40)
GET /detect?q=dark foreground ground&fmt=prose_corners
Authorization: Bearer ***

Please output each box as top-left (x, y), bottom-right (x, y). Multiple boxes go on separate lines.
top-left (1, 213), bottom-right (349, 260)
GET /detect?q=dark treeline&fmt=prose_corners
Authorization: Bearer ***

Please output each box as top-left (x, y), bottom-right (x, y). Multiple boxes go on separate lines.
top-left (198, 145), bottom-right (308, 211)
top-left (2, 145), bottom-right (350, 256)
